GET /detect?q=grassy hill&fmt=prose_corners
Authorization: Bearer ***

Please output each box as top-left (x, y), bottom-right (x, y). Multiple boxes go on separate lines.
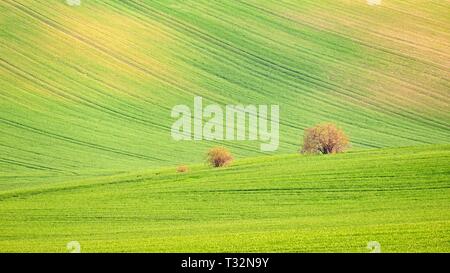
top-left (1, 0), bottom-right (449, 178)
top-left (0, 145), bottom-right (449, 252)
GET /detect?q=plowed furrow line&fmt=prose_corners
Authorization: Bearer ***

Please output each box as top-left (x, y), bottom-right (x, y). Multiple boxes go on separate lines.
top-left (0, 158), bottom-right (63, 172)
top-left (0, 117), bottom-right (162, 161)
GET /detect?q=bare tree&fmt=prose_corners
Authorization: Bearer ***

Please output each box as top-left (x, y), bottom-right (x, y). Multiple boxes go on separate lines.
top-left (301, 123), bottom-right (349, 154)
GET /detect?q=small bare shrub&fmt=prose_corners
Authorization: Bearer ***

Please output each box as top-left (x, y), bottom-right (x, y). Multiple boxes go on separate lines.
top-left (206, 147), bottom-right (233, 167)
top-left (176, 165), bottom-right (189, 173)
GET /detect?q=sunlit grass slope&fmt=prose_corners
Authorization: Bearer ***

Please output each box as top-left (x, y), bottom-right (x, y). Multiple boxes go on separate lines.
top-left (0, 0), bottom-right (449, 180)
top-left (0, 145), bottom-right (449, 252)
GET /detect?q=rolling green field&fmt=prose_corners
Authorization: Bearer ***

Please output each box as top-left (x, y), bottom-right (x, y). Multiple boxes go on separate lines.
top-left (0, 0), bottom-right (449, 252)
top-left (0, 145), bottom-right (449, 252)
top-left (1, 0), bottom-right (449, 173)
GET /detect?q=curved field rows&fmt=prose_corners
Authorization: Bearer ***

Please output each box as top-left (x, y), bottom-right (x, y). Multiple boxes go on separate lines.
top-left (1, 0), bottom-right (449, 181)
top-left (0, 1), bottom-right (450, 253)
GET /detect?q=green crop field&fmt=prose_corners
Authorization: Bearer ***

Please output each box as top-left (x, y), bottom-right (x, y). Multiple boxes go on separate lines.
top-left (0, 145), bottom-right (449, 252)
top-left (0, 0), bottom-right (449, 252)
